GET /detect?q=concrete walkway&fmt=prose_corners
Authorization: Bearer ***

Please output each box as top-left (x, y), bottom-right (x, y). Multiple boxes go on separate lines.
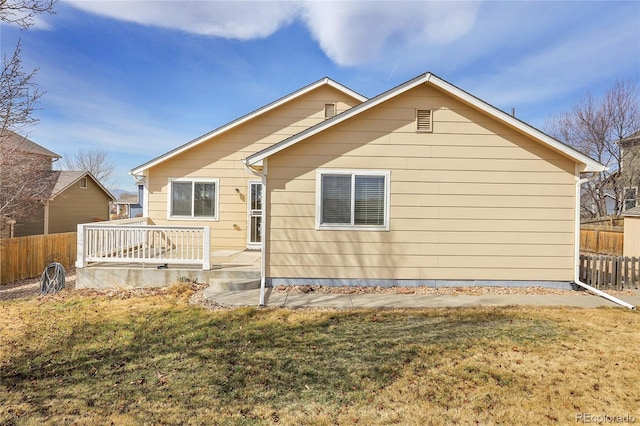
top-left (203, 288), bottom-right (640, 310)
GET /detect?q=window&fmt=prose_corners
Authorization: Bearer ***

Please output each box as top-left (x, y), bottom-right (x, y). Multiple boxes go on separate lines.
top-left (316, 170), bottom-right (390, 230)
top-left (324, 103), bottom-right (337, 119)
top-left (168, 178), bottom-right (219, 220)
top-left (623, 187), bottom-right (638, 211)
top-left (79, 177), bottom-right (88, 189)
top-left (416, 109), bottom-right (432, 132)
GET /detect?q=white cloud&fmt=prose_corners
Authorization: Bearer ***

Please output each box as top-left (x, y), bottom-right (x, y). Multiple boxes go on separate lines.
top-left (301, 1), bottom-right (480, 66)
top-left (65, 0), bottom-right (299, 39)
top-left (63, 0), bottom-right (481, 66)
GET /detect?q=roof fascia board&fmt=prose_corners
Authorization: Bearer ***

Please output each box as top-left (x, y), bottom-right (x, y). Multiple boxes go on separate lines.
top-left (426, 75), bottom-right (605, 173)
top-left (130, 78), bottom-right (367, 176)
top-left (247, 72), bottom-right (605, 173)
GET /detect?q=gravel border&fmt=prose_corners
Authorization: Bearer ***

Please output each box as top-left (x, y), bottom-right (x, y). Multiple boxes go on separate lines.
top-left (273, 284), bottom-right (638, 297)
top-left (0, 268), bottom-right (77, 302)
top-left (3, 275), bottom-right (635, 306)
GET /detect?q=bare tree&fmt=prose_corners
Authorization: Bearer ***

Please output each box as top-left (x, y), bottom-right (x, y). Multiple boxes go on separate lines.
top-left (546, 79), bottom-right (640, 219)
top-left (0, 133), bottom-right (57, 224)
top-left (0, 40), bottom-right (41, 135)
top-left (0, 0), bottom-right (57, 228)
top-left (0, 0), bottom-right (56, 29)
top-left (60, 147), bottom-right (116, 188)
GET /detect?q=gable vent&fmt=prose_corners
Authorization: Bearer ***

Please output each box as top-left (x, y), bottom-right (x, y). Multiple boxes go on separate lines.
top-left (324, 103), bottom-right (337, 119)
top-left (416, 109), bottom-right (433, 132)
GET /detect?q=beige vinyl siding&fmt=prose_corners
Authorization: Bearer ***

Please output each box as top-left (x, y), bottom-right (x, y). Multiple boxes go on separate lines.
top-left (146, 85), bottom-right (362, 251)
top-left (265, 84), bottom-right (577, 282)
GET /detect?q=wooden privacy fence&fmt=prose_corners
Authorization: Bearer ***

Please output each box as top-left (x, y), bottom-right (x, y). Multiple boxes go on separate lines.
top-left (580, 229), bottom-right (624, 255)
top-left (579, 254), bottom-right (640, 290)
top-left (0, 232), bottom-right (77, 285)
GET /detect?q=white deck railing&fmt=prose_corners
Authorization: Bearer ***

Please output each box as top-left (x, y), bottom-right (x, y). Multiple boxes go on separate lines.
top-left (76, 218), bottom-right (211, 270)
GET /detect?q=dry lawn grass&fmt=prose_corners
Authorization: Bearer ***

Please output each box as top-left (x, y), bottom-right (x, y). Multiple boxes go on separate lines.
top-left (1, 284), bottom-right (638, 425)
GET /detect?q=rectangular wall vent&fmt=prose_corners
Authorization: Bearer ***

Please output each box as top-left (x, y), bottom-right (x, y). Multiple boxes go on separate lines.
top-left (416, 109), bottom-right (433, 132)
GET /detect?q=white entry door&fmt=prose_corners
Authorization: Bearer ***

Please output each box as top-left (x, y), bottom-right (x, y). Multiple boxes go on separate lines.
top-left (247, 181), bottom-right (263, 249)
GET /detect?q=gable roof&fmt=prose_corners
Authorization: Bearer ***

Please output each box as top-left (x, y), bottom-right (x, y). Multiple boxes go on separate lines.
top-left (130, 77), bottom-right (367, 176)
top-left (47, 171), bottom-right (116, 201)
top-left (619, 130), bottom-right (640, 147)
top-left (245, 72), bottom-right (606, 173)
top-left (623, 205), bottom-right (640, 217)
top-left (113, 192), bottom-right (139, 205)
top-left (1, 130), bottom-right (61, 159)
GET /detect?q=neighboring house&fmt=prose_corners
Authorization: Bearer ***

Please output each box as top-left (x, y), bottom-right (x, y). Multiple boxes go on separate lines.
top-left (581, 189), bottom-right (617, 219)
top-left (16, 171), bottom-right (116, 236)
top-left (130, 72), bottom-right (605, 287)
top-left (618, 131), bottom-right (640, 211)
top-left (1, 130), bottom-right (60, 237)
top-left (1, 129), bottom-right (62, 169)
top-left (0, 131), bottom-right (116, 237)
top-left (110, 188), bottom-right (143, 220)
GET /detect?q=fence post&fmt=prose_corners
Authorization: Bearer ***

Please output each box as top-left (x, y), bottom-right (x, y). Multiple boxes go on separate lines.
top-left (75, 224), bottom-right (85, 268)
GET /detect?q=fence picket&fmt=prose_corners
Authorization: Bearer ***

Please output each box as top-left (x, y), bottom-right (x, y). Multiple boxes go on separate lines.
top-left (579, 254), bottom-right (640, 290)
top-left (1, 232), bottom-right (77, 284)
top-left (579, 229), bottom-right (623, 255)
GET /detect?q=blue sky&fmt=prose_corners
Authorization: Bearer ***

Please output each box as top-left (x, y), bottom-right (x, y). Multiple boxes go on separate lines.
top-left (1, 0), bottom-right (639, 191)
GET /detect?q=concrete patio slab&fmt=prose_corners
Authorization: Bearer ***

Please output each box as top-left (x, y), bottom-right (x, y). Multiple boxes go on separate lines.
top-left (280, 293), bottom-right (354, 308)
top-left (203, 288), bottom-right (639, 310)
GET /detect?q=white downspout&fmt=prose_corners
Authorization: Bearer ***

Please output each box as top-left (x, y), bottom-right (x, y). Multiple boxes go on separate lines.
top-left (243, 159), bottom-right (268, 307)
top-left (574, 174), bottom-right (635, 310)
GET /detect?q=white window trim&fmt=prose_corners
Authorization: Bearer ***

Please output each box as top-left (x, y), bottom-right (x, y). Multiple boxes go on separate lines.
top-left (79, 177), bottom-right (88, 189)
top-left (167, 177), bottom-right (220, 221)
top-left (315, 169), bottom-right (390, 231)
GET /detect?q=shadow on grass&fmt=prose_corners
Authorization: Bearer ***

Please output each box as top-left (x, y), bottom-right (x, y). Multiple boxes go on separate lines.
top-left (1, 304), bottom-right (563, 423)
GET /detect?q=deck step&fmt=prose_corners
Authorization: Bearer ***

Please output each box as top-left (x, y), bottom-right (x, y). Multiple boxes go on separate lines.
top-left (205, 278), bottom-right (261, 295)
top-left (208, 266), bottom-right (261, 280)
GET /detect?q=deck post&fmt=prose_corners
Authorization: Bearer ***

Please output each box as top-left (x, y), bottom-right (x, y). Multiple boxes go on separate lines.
top-left (75, 223), bottom-right (86, 268)
top-left (202, 226), bottom-right (211, 270)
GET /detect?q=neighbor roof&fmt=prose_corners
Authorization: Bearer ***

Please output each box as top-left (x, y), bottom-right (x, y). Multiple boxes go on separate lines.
top-left (47, 171), bottom-right (116, 201)
top-left (245, 72), bottom-right (606, 173)
top-left (619, 130), bottom-right (640, 147)
top-left (130, 77), bottom-right (367, 176)
top-left (622, 205), bottom-right (640, 217)
top-left (1, 130), bottom-right (61, 159)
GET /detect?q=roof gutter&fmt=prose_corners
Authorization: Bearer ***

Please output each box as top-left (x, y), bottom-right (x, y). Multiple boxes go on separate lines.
top-left (574, 173), bottom-right (635, 310)
top-left (242, 159), bottom-right (268, 307)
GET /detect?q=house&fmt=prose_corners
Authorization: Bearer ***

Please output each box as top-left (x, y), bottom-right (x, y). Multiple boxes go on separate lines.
top-left (618, 131), bottom-right (640, 211)
top-left (82, 72), bottom-right (605, 290)
top-left (110, 188), bottom-right (143, 220)
top-left (130, 77), bottom-right (367, 254)
top-left (243, 73), bottom-right (604, 288)
top-left (16, 170), bottom-right (116, 236)
top-left (0, 131), bottom-right (115, 237)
